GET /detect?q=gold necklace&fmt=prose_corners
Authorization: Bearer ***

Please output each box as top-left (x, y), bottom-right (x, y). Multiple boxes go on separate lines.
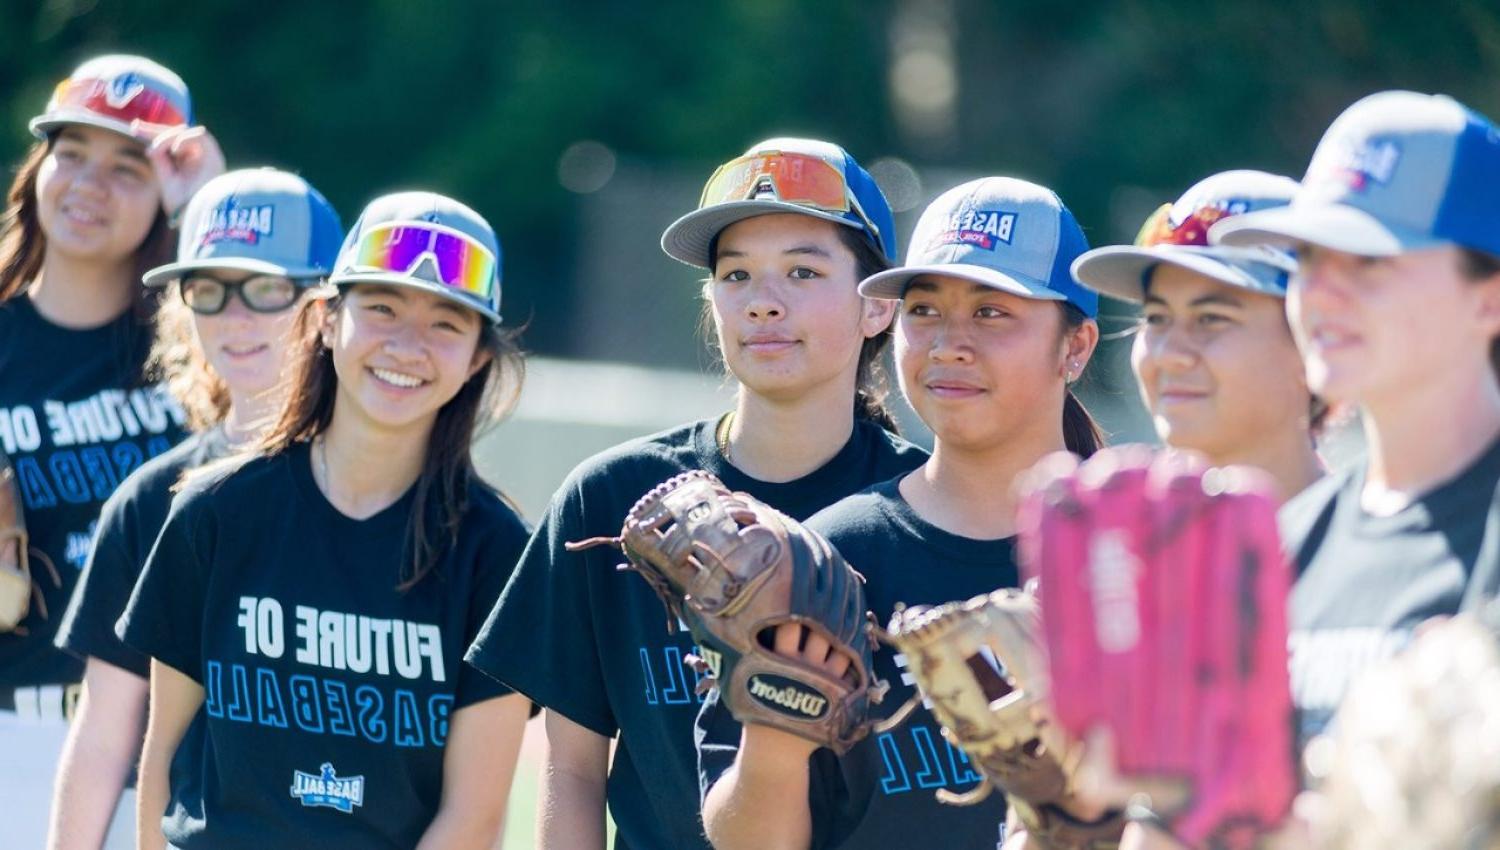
top-left (715, 411), bottom-right (735, 461)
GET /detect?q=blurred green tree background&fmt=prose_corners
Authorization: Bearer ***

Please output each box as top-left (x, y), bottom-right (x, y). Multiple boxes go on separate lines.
top-left (4, 0), bottom-right (1498, 365)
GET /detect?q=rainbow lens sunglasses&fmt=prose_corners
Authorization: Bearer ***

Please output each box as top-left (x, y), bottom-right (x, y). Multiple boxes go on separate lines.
top-left (49, 76), bottom-right (187, 128)
top-left (1135, 201), bottom-right (1297, 275)
top-left (347, 221), bottom-right (498, 307)
top-left (699, 151), bottom-right (884, 249)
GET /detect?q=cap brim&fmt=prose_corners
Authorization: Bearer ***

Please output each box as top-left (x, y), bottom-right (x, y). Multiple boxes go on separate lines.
top-left (328, 271), bottom-right (502, 324)
top-left (1070, 246), bottom-right (1286, 303)
top-left (660, 201), bottom-right (860, 269)
top-left (1209, 203), bottom-right (1445, 256)
top-left (28, 110), bottom-right (155, 142)
top-left (858, 263), bottom-right (1069, 302)
top-left (142, 258), bottom-right (332, 288)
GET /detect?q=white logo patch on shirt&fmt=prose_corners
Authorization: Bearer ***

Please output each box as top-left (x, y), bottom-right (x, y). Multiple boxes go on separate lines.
top-left (289, 763), bottom-right (365, 813)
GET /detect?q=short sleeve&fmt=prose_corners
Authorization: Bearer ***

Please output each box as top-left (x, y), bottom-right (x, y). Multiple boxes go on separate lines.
top-left (55, 488), bottom-right (153, 676)
top-left (454, 507), bottom-right (531, 708)
top-left (464, 477), bottom-right (616, 735)
top-left (115, 492), bottom-right (213, 682)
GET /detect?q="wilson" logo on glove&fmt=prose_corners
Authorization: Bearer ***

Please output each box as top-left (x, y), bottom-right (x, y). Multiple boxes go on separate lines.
top-left (747, 674), bottom-right (829, 719)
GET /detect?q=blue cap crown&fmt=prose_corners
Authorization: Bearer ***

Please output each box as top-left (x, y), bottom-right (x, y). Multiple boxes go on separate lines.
top-left (142, 168), bottom-right (342, 287)
top-left (1214, 91), bottom-right (1500, 257)
top-left (331, 191), bottom-right (504, 325)
top-left (860, 177), bottom-right (1098, 318)
top-left (661, 138), bottom-right (895, 268)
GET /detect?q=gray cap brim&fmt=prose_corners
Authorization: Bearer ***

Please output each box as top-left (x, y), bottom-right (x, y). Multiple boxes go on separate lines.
top-left (29, 110), bottom-right (146, 141)
top-left (328, 271), bottom-right (502, 325)
top-left (1209, 203), bottom-right (1445, 257)
top-left (1070, 246), bottom-right (1287, 303)
top-left (661, 200), bottom-right (861, 269)
top-left (858, 263), bottom-right (1068, 302)
top-left (143, 258), bottom-right (331, 288)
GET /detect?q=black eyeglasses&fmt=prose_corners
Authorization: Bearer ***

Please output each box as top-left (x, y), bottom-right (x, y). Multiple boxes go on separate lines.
top-left (179, 273), bottom-right (314, 315)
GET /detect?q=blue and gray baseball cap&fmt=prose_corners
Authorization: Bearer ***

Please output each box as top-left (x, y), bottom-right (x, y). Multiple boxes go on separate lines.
top-left (1071, 170), bottom-right (1300, 303)
top-left (29, 54), bottom-right (192, 140)
top-left (142, 168), bottom-right (342, 287)
top-left (858, 177), bottom-right (1099, 318)
top-left (661, 137), bottom-right (896, 269)
top-left (1213, 91), bottom-right (1500, 257)
top-left (330, 191), bottom-right (504, 325)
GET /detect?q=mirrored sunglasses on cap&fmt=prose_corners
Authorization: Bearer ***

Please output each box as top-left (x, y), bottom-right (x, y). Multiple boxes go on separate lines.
top-left (1135, 202), bottom-right (1298, 274)
top-left (180, 273), bottom-right (310, 315)
top-left (347, 221), bottom-right (498, 305)
top-left (699, 150), bottom-right (883, 247)
top-left (47, 76), bottom-right (187, 128)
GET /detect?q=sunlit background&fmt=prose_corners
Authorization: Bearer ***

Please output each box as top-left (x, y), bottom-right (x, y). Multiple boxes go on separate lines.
top-left (7, 4), bottom-right (1497, 841)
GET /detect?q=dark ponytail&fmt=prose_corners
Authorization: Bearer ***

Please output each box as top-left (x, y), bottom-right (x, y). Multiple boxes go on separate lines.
top-left (834, 226), bottom-right (901, 434)
top-left (1059, 304), bottom-right (1105, 458)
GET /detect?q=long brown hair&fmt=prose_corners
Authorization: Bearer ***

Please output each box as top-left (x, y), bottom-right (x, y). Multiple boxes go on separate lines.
top-left (0, 138), bottom-right (174, 379)
top-left (145, 285), bottom-right (231, 430)
top-left (257, 292), bottom-right (525, 590)
top-left (699, 220), bottom-right (901, 433)
top-left (1059, 304), bottom-right (1105, 458)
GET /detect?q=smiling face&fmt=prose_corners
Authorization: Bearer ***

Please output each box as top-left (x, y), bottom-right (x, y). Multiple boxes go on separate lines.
top-left (708, 213), bottom-right (893, 404)
top-left (321, 284), bottom-right (490, 435)
top-left (895, 274), bottom-right (1093, 451)
top-left (34, 124), bottom-right (161, 266)
top-left (187, 270), bottom-right (305, 404)
top-left (1131, 264), bottom-right (1310, 459)
top-left (1288, 244), bottom-right (1500, 409)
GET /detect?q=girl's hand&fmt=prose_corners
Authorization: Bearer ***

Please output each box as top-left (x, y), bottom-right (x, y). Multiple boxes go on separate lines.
top-left (771, 621), bottom-right (852, 680)
top-left (132, 121), bottom-right (227, 220)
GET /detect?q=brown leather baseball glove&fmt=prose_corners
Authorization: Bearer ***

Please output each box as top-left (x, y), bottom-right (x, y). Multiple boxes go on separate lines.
top-left (570, 470), bottom-right (886, 753)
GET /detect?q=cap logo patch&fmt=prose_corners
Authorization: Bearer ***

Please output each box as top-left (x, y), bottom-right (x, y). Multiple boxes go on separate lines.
top-left (1314, 138), bottom-right (1402, 192)
top-left (931, 209), bottom-right (1016, 251)
top-left (199, 202), bottom-right (275, 247)
top-left (104, 73), bottom-right (146, 108)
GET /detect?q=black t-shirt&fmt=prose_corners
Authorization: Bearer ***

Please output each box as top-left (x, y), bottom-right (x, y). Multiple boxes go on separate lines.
top-left (56, 428), bottom-right (229, 677)
top-left (0, 295), bottom-right (186, 689)
top-left (697, 476), bottom-right (1018, 850)
top-left (464, 418), bottom-right (926, 850)
top-left (117, 443), bottom-right (528, 849)
top-left (1282, 433), bottom-right (1500, 746)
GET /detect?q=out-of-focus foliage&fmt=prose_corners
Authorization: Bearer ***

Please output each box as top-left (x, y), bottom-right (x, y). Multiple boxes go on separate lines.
top-left (4, 0), bottom-right (1497, 356)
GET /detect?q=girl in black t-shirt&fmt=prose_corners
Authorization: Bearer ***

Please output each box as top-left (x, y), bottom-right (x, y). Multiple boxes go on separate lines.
top-left (699, 177), bottom-right (1111, 850)
top-left (49, 168), bottom-right (342, 849)
top-left (1071, 170), bottom-right (1325, 503)
top-left (463, 138), bottom-right (926, 850)
top-left (122, 192), bottom-right (531, 849)
top-left (0, 54), bottom-right (222, 845)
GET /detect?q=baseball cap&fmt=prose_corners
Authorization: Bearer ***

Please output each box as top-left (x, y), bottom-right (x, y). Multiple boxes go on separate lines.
top-left (1071, 170), bottom-right (1300, 303)
top-left (330, 192), bottom-right (504, 325)
top-left (858, 177), bottom-right (1099, 318)
top-left (143, 168), bottom-right (343, 287)
top-left (661, 137), bottom-right (896, 268)
top-left (29, 54), bottom-right (192, 140)
top-left (1212, 91), bottom-right (1500, 257)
